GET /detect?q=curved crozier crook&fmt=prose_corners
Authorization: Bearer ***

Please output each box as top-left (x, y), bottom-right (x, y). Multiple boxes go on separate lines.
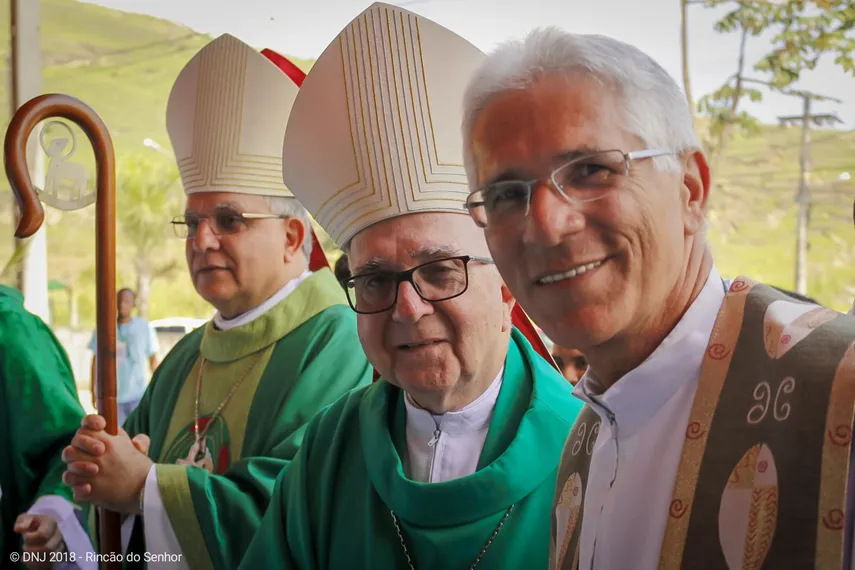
top-left (4, 93), bottom-right (121, 568)
top-left (5, 94), bottom-right (117, 422)
top-left (4, 105), bottom-right (45, 237)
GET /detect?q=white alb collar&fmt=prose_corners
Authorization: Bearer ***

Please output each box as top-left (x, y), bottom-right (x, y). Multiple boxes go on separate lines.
top-left (213, 270), bottom-right (312, 331)
top-left (405, 367), bottom-right (504, 437)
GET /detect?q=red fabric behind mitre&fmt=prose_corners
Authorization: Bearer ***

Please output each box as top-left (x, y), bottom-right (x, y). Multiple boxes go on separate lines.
top-left (260, 47), bottom-right (327, 272)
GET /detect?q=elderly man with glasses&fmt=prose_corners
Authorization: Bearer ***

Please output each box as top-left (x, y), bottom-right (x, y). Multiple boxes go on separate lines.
top-left (59, 34), bottom-right (371, 570)
top-left (236, 5), bottom-right (583, 570)
top-left (462, 28), bottom-right (855, 570)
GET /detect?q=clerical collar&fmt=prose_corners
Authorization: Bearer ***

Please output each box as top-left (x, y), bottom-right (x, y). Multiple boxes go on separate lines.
top-left (213, 270), bottom-right (312, 331)
top-left (573, 266), bottom-right (725, 436)
top-left (404, 368), bottom-right (504, 436)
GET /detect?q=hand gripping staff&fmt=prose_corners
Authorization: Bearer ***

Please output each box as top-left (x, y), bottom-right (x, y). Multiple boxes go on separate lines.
top-left (5, 93), bottom-right (122, 570)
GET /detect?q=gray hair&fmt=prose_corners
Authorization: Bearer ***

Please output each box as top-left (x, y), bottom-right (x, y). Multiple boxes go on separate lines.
top-left (264, 196), bottom-right (314, 259)
top-left (462, 28), bottom-right (701, 188)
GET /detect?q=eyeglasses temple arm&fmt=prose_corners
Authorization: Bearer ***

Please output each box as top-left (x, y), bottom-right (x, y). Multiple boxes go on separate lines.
top-left (627, 148), bottom-right (672, 160)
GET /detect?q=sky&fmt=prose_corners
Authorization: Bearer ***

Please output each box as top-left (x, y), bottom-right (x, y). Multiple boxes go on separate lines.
top-left (84, 0), bottom-right (854, 128)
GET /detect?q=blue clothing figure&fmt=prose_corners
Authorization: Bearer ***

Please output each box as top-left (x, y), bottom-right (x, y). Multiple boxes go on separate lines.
top-left (89, 289), bottom-right (159, 425)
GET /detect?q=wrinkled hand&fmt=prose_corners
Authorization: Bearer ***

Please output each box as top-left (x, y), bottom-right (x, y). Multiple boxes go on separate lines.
top-left (61, 415), bottom-right (153, 515)
top-left (14, 514), bottom-right (64, 570)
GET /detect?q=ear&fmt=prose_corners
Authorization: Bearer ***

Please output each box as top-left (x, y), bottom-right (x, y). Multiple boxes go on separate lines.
top-left (500, 281), bottom-right (517, 333)
top-left (682, 150), bottom-right (710, 236)
top-left (282, 218), bottom-right (307, 262)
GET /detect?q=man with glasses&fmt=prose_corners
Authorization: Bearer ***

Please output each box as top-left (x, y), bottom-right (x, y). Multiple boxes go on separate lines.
top-left (237, 5), bottom-right (583, 569)
top-left (462, 29), bottom-right (855, 569)
top-left (60, 34), bottom-right (372, 570)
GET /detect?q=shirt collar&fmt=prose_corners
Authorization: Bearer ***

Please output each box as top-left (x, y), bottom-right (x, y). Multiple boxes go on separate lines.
top-left (405, 367), bottom-right (504, 437)
top-left (213, 270), bottom-right (312, 331)
top-left (573, 266), bottom-right (726, 435)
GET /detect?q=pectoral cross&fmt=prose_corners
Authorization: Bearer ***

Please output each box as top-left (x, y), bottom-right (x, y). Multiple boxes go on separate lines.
top-left (176, 440), bottom-right (214, 473)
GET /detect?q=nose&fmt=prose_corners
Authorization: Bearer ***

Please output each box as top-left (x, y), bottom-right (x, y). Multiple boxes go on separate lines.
top-left (391, 280), bottom-right (434, 323)
top-left (522, 180), bottom-right (585, 247)
top-left (189, 219), bottom-right (220, 253)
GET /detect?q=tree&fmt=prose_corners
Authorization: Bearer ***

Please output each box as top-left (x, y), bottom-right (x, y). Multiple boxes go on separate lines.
top-left (697, 0), bottom-right (853, 210)
top-left (755, 1), bottom-right (855, 87)
top-left (116, 154), bottom-right (183, 319)
top-left (698, 1), bottom-right (775, 163)
top-left (681, 0), bottom-right (697, 122)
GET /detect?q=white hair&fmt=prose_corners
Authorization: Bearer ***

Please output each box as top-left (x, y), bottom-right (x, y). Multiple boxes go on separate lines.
top-left (462, 28), bottom-right (701, 188)
top-left (264, 196), bottom-right (314, 259)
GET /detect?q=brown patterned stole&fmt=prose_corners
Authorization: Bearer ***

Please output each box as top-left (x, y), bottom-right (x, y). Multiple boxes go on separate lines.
top-left (549, 277), bottom-right (855, 570)
top-left (550, 405), bottom-right (600, 570)
top-left (659, 278), bottom-right (855, 569)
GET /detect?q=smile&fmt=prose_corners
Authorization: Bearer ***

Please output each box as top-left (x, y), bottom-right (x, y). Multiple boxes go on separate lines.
top-left (537, 260), bottom-right (603, 285)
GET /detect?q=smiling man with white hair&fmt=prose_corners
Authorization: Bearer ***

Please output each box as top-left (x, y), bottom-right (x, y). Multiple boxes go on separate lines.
top-left (462, 27), bottom-right (855, 570)
top-left (238, 4), bottom-right (583, 569)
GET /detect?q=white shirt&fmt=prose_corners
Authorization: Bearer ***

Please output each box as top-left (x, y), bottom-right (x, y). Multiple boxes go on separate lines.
top-left (213, 270), bottom-right (312, 330)
top-left (404, 369), bottom-right (504, 483)
top-left (139, 273), bottom-right (311, 570)
top-left (571, 266), bottom-right (726, 570)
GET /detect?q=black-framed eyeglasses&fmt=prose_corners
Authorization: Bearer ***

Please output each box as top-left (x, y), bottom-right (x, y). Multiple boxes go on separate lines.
top-left (341, 255), bottom-right (494, 315)
top-left (171, 206), bottom-right (288, 239)
top-left (464, 148), bottom-right (673, 229)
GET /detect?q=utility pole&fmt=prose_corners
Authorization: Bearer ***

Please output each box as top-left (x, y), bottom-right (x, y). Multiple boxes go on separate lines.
top-left (777, 95), bottom-right (842, 295)
top-left (741, 77), bottom-right (844, 296)
top-left (10, 0), bottom-right (50, 322)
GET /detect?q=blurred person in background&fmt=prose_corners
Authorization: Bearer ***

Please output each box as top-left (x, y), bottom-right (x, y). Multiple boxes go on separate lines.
top-left (551, 345), bottom-right (587, 385)
top-left (89, 288), bottom-right (159, 424)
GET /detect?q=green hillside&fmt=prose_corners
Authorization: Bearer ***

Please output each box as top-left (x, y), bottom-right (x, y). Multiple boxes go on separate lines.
top-left (0, 0), bottom-right (852, 329)
top-left (0, 0), bottom-right (316, 326)
top-left (707, 125), bottom-right (855, 310)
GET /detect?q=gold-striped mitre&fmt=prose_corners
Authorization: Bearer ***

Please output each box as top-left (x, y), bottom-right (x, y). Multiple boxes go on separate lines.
top-left (167, 33), bottom-right (300, 197)
top-left (282, 2), bottom-right (484, 246)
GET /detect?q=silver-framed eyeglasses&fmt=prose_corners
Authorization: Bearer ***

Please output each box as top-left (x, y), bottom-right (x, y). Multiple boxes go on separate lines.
top-left (465, 148), bottom-right (673, 228)
top-left (171, 206), bottom-right (289, 239)
top-left (342, 255), bottom-right (494, 315)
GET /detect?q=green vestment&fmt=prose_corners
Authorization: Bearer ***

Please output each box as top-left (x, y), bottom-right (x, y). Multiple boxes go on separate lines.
top-left (239, 328), bottom-right (584, 570)
top-left (120, 269), bottom-right (373, 569)
top-left (0, 284), bottom-right (84, 567)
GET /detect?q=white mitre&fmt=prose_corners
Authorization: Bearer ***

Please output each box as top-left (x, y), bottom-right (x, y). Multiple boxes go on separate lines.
top-left (282, 2), bottom-right (484, 246)
top-left (167, 33), bottom-right (300, 197)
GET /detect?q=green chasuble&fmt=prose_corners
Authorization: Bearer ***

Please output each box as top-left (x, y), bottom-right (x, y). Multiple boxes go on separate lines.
top-left (239, 328), bottom-right (584, 570)
top-left (120, 268), bottom-right (373, 569)
top-left (0, 285), bottom-right (85, 567)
